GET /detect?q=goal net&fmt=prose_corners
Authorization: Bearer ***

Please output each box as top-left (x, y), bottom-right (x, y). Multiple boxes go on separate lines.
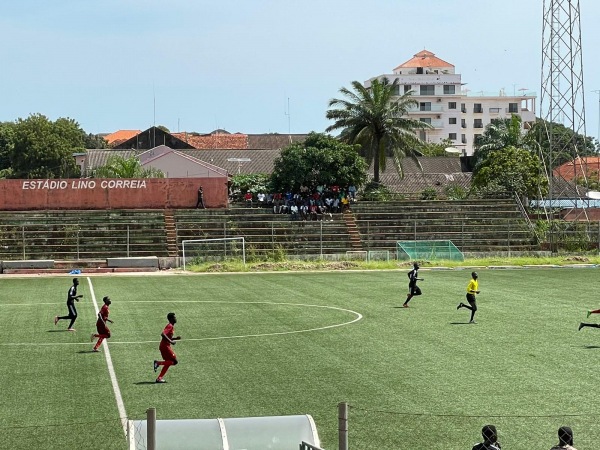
top-left (182, 237), bottom-right (246, 269)
top-left (397, 240), bottom-right (464, 261)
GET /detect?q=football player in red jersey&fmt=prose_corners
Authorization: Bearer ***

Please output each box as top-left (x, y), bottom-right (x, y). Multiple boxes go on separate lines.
top-left (91, 296), bottom-right (113, 352)
top-left (153, 312), bottom-right (181, 383)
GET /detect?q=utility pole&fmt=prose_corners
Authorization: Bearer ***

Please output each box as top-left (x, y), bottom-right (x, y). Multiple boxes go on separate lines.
top-left (540, 0), bottom-right (588, 239)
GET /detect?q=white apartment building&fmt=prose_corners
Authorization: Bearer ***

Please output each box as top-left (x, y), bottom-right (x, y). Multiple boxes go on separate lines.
top-left (366, 50), bottom-right (536, 155)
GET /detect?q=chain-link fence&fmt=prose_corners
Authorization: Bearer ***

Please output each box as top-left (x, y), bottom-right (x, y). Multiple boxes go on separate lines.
top-left (343, 403), bottom-right (600, 449)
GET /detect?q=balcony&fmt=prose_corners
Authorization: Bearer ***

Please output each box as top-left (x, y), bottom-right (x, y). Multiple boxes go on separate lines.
top-left (407, 104), bottom-right (444, 113)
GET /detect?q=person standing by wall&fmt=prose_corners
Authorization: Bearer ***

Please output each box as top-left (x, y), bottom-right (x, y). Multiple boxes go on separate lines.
top-left (195, 185), bottom-right (205, 209)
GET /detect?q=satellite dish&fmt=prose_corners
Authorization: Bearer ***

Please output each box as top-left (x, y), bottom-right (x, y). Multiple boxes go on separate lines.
top-left (586, 191), bottom-right (600, 200)
top-left (444, 147), bottom-right (461, 154)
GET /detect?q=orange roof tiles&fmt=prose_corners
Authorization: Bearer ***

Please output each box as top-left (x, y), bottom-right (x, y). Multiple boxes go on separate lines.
top-left (554, 157), bottom-right (600, 180)
top-left (394, 50), bottom-right (454, 71)
top-left (104, 130), bottom-right (141, 146)
top-left (173, 132), bottom-right (248, 150)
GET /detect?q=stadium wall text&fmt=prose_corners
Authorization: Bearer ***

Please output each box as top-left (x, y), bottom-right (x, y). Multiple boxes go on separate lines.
top-left (0, 178), bottom-right (228, 210)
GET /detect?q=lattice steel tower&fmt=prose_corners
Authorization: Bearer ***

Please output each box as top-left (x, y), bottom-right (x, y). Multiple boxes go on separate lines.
top-left (540, 0), bottom-right (587, 213)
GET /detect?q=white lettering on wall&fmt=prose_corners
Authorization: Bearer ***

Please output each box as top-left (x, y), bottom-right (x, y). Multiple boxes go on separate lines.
top-left (22, 179), bottom-right (148, 190)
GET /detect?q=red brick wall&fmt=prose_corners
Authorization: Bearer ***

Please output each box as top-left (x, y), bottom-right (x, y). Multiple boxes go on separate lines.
top-left (0, 178), bottom-right (228, 210)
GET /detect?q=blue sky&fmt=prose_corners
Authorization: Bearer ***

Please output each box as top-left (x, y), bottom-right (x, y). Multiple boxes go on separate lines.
top-left (2, 0), bottom-right (600, 139)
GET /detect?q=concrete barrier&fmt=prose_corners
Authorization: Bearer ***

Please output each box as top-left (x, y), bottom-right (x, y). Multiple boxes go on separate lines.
top-left (106, 256), bottom-right (159, 268)
top-left (2, 260), bottom-right (54, 269)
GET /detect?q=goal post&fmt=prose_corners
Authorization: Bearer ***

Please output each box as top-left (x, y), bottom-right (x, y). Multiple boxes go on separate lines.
top-left (182, 237), bottom-right (246, 270)
top-left (397, 240), bottom-right (464, 261)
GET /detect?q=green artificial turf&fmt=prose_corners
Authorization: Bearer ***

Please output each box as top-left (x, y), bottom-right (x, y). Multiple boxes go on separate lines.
top-left (1, 269), bottom-right (599, 449)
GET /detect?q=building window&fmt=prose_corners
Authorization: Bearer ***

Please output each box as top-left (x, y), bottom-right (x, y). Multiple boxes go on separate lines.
top-left (443, 85), bottom-right (456, 94)
top-left (461, 134), bottom-right (467, 144)
top-left (461, 103), bottom-right (467, 113)
top-left (508, 102), bottom-right (518, 113)
top-left (420, 85), bottom-right (435, 95)
top-left (449, 133), bottom-right (457, 140)
top-left (391, 85), bottom-right (400, 96)
top-left (474, 119), bottom-right (483, 128)
top-left (420, 102), bottom-right (432, 111)
top-left (474, 134), bottom-right (483, 145)
top-left (404, 85), bottom-right (412, 93)
top-left (448, 102), bottom-right (457, 109)
top-left (489, 107), bottom-right (501, 113)
top-left (461, 118), bottom-right (467, 128)
top-left (420, 118), bottom-right (432, 125)
top-left (449, 117), bottom-right (457, 125)
top-left (473, 103), bottom-right (483, 113)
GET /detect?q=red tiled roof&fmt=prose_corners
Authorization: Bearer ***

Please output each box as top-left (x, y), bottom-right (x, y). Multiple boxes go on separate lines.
top-left (104, 130), bottom-right (141, 146)
top-left (394, 50), bottom-right (454, 71)
top-left (173, 132), bottom-right (248, 149)
top-left (554, 157), bottom-right (600, 180)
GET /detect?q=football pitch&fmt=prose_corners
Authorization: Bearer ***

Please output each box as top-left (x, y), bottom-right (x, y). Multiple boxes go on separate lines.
top-left (1, 268), bottom-right (599, 450)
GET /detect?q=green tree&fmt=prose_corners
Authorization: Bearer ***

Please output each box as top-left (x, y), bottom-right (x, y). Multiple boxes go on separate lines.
top-left (83, 132), bottom-right (108, 149)
top-left (229, 174), bottom-right (271, 200)
top-left (472, 145), bottom-right (547, 198)
top-left (93, 155), bottom-right (164, 178)
top-left (529, 118), bottom-right (597, 169)
top-left (325, 77), bottom-right (427, 183)
top-left (0, 121), bottom-right (15, 173)
top-left (8, 114), bottom-right (84, 178)
top-left (270, 132), bottom-right (367, 192)
top-left (473, 115), bottom-right (532, 170)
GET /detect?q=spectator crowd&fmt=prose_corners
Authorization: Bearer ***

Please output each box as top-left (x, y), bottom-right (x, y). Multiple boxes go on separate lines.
top-left (239, 184), bottom-right (357, 221)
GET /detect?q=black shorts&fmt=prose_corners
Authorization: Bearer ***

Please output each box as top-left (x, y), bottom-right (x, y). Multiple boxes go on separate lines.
top-left (466, 293), bottom-right (476, 304)
top-left (410, 285), bottom-right (422, 296)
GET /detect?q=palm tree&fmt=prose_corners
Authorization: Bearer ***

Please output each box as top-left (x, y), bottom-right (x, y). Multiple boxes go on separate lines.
top-left (93, 155), bottom-right (164, 178)
top-left (326, 77), bottom-right (428, 183)
top-left (473, 115), bottom-right (532, 170)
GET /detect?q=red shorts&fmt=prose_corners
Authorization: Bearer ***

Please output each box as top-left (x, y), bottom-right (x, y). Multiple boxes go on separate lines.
top-left (96, 322), bottom-right (111, 338)
top-left (159, 344), bottom-right (177, 362)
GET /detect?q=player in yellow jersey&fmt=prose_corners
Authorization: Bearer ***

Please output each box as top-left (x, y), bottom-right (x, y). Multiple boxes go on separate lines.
top-left (457, 271), bottom-right (480, 324)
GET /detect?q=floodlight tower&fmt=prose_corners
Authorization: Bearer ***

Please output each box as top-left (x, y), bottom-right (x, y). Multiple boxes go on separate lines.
top-left (540, 0), bottom-right (588, 220)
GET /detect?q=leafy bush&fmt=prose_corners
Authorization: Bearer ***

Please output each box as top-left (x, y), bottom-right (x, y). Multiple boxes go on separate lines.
top-left (420, 187), bottom-right (438, 200)
top-left (444, 185), bottom-right (468, 200)
top-left (360, 182), bottom-right (395, 201)
top-left (230, 174), bottom-right (271, 201)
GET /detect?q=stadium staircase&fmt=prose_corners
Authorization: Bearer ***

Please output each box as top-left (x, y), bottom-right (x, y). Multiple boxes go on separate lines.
top-left (164, 210), bottom-right (179, 257)
top-left (342, 209), bottom-right (363, 250)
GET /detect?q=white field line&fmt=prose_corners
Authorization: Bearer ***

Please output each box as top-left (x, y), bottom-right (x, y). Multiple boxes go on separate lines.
top-left (0, 303), bottom-right (63, 306)
top-left (87, 277), bottom-right (128, 438)
top-left (1, 301), bottom-right (363, 347)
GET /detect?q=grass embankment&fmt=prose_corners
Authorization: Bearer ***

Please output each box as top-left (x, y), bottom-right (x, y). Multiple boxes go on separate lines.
top-left (186, 254), bottom-right (600, 273)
